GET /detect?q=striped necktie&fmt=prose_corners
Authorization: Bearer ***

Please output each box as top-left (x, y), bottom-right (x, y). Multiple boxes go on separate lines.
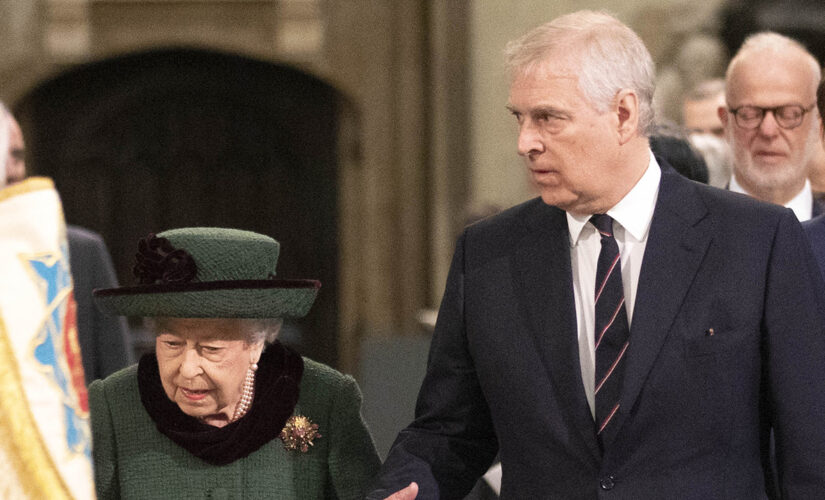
top-left (590, 214), bottom-right (630, 447)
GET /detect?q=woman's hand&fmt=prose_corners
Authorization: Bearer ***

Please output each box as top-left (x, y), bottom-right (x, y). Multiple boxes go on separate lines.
top-left (383, 482), bottom-right (418, 500)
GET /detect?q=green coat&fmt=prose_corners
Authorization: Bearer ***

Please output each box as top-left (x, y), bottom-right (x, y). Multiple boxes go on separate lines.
top-left (89, 358), bottom-right (380, 499)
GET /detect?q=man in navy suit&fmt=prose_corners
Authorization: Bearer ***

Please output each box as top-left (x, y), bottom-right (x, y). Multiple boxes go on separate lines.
top-left (372, 11), bottom-right (825, 499)
top-left (719, 32), bottom-right (825, 221)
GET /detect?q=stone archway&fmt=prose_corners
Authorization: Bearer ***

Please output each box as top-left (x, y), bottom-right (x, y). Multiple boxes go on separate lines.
top-left (15, 47), bottom-right (354, 366)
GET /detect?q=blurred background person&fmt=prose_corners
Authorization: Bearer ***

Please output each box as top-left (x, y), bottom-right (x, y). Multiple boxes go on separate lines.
top-left (689, 130), bottom-right (733, 189)
top-left (2, 102), bottom-right (133, 383)
top-left (654, 33), bottom-right (728, 126)
top-left (683, 78), bottom-right (726, 138)
top-left (649, 124), bottom-right (710, 184)
top-left (0, 103), bottom-right (7, 189)
top-left (1, 102), bottom-right (23, 185)
top-left (682, 78), bottom-right (733, 188)
top-left (719, 32), bottom-right (824, 221)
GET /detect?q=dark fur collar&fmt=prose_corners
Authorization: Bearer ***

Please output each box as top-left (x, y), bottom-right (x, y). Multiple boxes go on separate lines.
top-left (137, 341), bottom-right (303, 465)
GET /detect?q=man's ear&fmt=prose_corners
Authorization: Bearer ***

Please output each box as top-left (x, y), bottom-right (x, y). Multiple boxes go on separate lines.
top-left (615, 89), bottom-right (639, 145)
top-left (718, 105), bottom-right (729, 127)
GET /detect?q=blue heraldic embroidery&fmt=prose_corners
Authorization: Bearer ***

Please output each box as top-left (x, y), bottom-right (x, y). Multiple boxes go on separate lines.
top-left (29, 244), bottom-right (92, 458)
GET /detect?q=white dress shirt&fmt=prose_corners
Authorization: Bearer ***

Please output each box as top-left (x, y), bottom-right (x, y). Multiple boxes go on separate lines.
top-left (729, 174), bottom-right (813, 221)
top-left (567, 153), bottom-right (661, 418)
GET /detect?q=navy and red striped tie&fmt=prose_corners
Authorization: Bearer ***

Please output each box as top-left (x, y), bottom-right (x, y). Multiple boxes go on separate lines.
top-left (590, 214), bottom-right (630, 447)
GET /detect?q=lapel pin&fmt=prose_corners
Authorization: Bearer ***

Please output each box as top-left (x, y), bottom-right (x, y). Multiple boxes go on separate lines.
top-left (706, 328), bottom-right (715, 336)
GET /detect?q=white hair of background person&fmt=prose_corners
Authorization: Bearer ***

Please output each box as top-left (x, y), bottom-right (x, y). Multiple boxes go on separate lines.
top-left (689, 133), bottom-right (732, 189)
top-left (503, 10), bottom-right (656, 136)
top-left (726, 32), bottom-right (821, 85)
top-left (0, 103), bottom-right (9, 189)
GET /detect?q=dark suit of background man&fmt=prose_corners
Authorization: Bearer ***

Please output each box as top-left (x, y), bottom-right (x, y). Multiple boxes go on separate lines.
top-left (2, 104), bottom-right (133, 384)
top-left (371, 10), bottom-right (825, 500)
top-left (803, 78), bottom-right (825, 279)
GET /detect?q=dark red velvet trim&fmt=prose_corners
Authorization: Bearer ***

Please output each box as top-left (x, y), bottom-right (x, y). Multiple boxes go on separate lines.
top-left (94, 279), bottom-right (320, 297)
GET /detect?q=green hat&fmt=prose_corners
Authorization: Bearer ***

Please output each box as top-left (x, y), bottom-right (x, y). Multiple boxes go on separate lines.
top-left (93, 227), bottom-right (320, 318)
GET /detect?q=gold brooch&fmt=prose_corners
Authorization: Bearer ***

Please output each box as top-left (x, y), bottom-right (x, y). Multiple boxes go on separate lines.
top-left (280, 415), bottom-right (321, 452)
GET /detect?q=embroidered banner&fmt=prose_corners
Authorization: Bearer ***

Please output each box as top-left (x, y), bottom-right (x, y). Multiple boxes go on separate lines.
top-left (0, 178), bottom-right (95, 500)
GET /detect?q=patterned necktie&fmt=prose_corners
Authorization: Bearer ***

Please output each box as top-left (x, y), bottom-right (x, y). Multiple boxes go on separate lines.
top-left (590, 214), bottom-right (630, 446)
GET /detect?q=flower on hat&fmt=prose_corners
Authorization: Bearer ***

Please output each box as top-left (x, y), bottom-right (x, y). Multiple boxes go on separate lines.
top-left (134, 233), bottom-right (198, 285)
top-left (280, 415), bottom-right (321, 452)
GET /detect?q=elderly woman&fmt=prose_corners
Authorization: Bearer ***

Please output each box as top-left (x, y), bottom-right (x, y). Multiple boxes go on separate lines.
top-left (89, 227), bottom-right (380, 499)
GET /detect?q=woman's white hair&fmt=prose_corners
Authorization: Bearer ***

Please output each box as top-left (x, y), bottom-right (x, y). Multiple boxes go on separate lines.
top-left (504, 10), bottom-right (656, 136)
top-left (242, 318), bottom-right (283, 344)
top-left (147, 317), bottom-right (284, 345)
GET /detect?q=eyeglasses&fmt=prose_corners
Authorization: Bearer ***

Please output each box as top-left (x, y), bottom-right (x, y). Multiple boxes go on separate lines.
top-left (728, 104), bottom-right (816, 130)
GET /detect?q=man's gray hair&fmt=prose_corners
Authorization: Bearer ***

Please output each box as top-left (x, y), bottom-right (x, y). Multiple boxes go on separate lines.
top-left (147, 317), bottom-right (284, 345)
top-left (726, 32), bottom-right (821, 92)
top-left (504, 10), bottom-right (656, 136)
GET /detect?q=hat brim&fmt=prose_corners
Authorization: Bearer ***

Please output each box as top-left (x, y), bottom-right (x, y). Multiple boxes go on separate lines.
top-left (93, 279), bottom-right (320, 318)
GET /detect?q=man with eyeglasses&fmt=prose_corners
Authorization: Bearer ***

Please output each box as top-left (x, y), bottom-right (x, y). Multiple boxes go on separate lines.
top-left (719, 32), bottom-right (824, 221)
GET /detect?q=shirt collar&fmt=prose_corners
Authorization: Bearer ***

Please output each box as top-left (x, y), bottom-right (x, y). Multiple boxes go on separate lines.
top-left (568, 151), bottom-right (661, 245)
top-left (729, 174), bottom-right (812, 221)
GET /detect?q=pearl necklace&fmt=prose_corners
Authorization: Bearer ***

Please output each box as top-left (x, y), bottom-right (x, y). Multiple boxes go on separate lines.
top-left (231, 363), bottom-right (257, 422)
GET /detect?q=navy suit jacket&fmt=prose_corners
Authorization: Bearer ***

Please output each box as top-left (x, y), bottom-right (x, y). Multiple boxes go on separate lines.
top-left (803, 214), bottom-right (825, 280)
top-left (814, 197), bottom-right (825, 218)
top-left (67, 225), bottom-right (134, 384)
top-left (370, 167), bottom-right (825, 499)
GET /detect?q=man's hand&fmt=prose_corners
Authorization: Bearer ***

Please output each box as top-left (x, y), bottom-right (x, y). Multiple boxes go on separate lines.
top-left (383, 482), bottom-right (418, 500)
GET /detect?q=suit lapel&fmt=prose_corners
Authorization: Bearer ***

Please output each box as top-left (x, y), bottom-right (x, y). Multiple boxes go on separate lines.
top-left (601, 171), bottom-right (712, 448)
top-left (512, 201), bottom-right (601, 461)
